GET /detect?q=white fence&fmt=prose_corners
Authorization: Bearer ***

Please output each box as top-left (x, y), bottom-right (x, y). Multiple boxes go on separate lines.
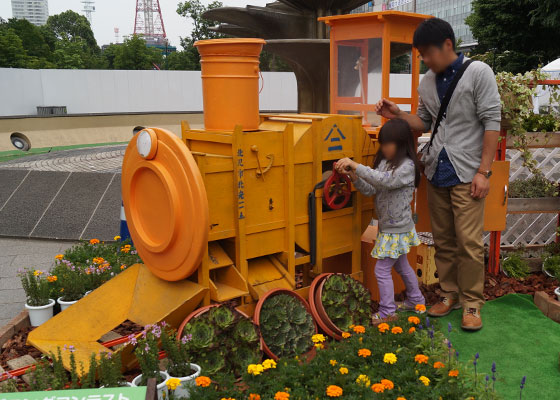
top-left (0, 68), bottom-right (298, 116)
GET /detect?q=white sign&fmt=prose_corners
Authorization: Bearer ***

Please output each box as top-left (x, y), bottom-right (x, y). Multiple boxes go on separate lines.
top-left (387, 0), bottom-right (413, 9)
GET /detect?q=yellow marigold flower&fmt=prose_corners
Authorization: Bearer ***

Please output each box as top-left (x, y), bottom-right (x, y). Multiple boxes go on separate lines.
top-left (329, 359), bottom-right (337, 366)
top-left (247, 364), bottom-right (264, 376)
top-left (415, 354), bottom-right (429, 364)
top-left (448, 369), bottom-right (459, 377)
top-left (383, 353), bottom-right (397, 364)
top-left (391, 326), bottom-right (403, 334)
top-left (315, 343), bottom-right (324, 349)
top-left (166, 378), bottom-right (181, 391)
top-left (326, 385), bottom-right (343, 397)
top-left (356, 374), bottom-right (371, 387)
top-left (359, 337), bottom-right (363, 343)
top-left (381, 379), bottom-right (394, 390)
top-left (433, 361), bottom-right (445, 369)
top-left (33, 270), bottom-right (43, 276)
top-left (371, 383), bottom-right (385, 393)
top-left (195, 376), bottom-right (211, 387)
top-left (274, 391), bottom-right (290, 400)
top-left (47, 275), bottom-right (57, 282)
top-left (249, 394), bottom-right (261, 400)
top-left (311, 333), bottom-right (326, 343)
top-left (114, 235), bottom-right (121, 241)
top-left (415, 304), bottom-right (426, 313)
top-left (378, 323), bottom-right (390, 333)
top-left (339, 367), bottom-right (348, 375)
top-left (220, 398), bottom-right (235, 400)
top-left (408, 316), bottom-right (420, 325)
top-left (358, 348), bottom-right (371, 358)
top-left (409, 327), bottom-right (416, 334)
top-left (353, 325), bottom-right (365, 334)
top-left (262, 359), bottom-right (277, 370)
top-left (120, 264), bottom-right (127, 270)
top-left (121, 246), bottom-right (130, 253)
top-left (341, 332), bottom-right (351, 339)
top-left (419, 376), bottom-right (430, 386)
top-left (93, 257), bottom-right (104, 264)
top-left (89, 238), bottom-right (100, 245)
top-left (55, 254), bottom-right (64, 260)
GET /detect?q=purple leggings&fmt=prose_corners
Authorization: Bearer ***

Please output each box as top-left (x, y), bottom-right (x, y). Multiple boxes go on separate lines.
top-left (375, 254), bottom-right (425, 317)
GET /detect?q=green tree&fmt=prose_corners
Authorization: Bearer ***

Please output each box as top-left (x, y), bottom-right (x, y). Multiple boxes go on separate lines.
top-left (2, 18), bottom-right (51, 59)
top-left (164, 50), bottom-right (197, 70)
top-left (45, 10), bottom-right (98, 50)
top-left (0, 28), bottom-right (28, 68)
top-left (101, 44), bottom-right (122, 69)
top-left (176, 0), bottom-right (224, 70)
top-left (466, 0), bottom-right (560, 73)
top-left (114, 35), bottom-right (163, 70)
top-left (52, 39), bottom-right (87, 69)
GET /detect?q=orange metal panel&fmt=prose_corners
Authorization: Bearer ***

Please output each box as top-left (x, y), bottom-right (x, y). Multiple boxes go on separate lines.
top-left (483, 161), bottom-right (510, 231)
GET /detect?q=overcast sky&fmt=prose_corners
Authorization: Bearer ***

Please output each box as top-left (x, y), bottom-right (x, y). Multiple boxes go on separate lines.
top-left (0, 0), bottom-right (269, 48)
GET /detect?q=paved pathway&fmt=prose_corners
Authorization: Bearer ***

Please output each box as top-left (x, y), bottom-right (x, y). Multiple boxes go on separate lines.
top-left (0, 238), bottom-right (76, 328)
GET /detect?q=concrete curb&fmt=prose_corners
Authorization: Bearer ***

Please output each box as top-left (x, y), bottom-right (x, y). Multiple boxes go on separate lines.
top-left (534, 291), bottom-right (560, 323)
top-left (0, 310), bottom-right (30, 348)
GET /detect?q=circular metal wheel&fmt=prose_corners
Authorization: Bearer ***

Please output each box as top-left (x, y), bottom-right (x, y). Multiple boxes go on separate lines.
top-left (122, 127), bottom-right (209, 281)
top-left (323, 167), bottom-right (352, 210)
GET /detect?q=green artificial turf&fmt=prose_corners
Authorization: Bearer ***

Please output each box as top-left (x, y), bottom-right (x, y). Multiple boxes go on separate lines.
top-left (437, 294), bottom-right (560, 399)
top-left (0, 141), bottom-right (127, 162)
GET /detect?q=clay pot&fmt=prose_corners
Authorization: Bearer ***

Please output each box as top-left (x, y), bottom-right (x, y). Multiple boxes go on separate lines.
top-left (176, 304), bottom-right (253, 341)
top-left (308, 273), bottom-right (343, 340)
top-left (253, 288), bottom-right (317, 361)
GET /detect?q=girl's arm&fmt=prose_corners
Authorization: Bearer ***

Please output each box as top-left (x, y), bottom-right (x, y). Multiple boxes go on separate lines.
top-left (336, 158), bottom-right (414, 190)
top-left (352, 175), bottom-right (376, 196)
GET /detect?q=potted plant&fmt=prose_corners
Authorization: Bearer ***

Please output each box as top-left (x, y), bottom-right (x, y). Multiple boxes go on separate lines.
top-left (56, 264), bottom-right (87, 310)
top-left (98, 352), bottom-right (131, 388)
top-left (508, 174), bottom-right (560, 213)
top-left (501, 253), bottom-right (530, 279)
top-left (542, 253), bottom-right (560, 279)
top-left (160, 323), bottom-right (201, 398)
top-left (19, 269), bottom-right (56, 326)
top-left (309, 273), bottom-right (372, 339)
top-left (254, 289), bottom-right (317, 360)
top-left (178, 305), bottom-right (261, 377)
top-left (130, 324), bottom-right (170, 400)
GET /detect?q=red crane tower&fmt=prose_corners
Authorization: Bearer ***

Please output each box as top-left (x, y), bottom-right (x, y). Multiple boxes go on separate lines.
top-left (133, 0), bottom-right (167, 45)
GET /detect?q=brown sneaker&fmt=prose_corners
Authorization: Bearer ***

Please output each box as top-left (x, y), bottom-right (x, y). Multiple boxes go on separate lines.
top-left (371, 313), bottom-right (399, 326)
top-left (427, 296), bottom-right (461, 317)
top-left (461, 308), bottom-right (483, 331)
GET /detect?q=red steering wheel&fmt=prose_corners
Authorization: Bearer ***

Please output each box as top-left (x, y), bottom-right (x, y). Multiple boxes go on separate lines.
top-left (323, 166), bottom-right (352, 210)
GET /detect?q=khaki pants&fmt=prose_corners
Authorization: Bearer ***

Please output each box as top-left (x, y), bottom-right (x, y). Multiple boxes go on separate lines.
top-left (427, 182), bottom-right (485, 309)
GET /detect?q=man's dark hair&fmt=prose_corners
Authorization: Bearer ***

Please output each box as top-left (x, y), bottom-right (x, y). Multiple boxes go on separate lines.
top-left (413, 18), bottom-right (456, 50)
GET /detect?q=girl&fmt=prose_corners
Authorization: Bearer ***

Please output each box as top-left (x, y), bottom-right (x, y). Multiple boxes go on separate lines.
top-left (335, 118), bottom-right (426, 322)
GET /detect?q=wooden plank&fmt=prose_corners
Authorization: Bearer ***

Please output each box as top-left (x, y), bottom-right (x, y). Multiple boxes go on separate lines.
top-left (507, 197), bottom-right (560, 214)
top-left (505, 132), bottom-right (560, 149)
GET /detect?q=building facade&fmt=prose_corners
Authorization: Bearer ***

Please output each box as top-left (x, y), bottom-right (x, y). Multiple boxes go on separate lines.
top-left (354, 0), bottom-right (475, 46)
top-left (11, 0), bottom-right (49, 26)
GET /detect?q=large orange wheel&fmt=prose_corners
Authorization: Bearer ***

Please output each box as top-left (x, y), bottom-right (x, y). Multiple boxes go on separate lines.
top-left (122, 128), bottom-right (209, 281)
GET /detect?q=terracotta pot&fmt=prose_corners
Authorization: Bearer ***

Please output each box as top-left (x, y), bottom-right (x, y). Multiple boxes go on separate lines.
top-left (308, 273), bottom-right (342, 340)
top-left (176, 304), bottom-right (253, 341)
top-left (253, 288), bottom-right (317, 361)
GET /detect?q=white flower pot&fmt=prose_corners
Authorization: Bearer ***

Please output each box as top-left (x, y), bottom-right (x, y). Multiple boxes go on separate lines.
top-left (166, 363), bottom-right (201, 398)
top-left (555, 287), bottom-right (560, 302)
top-left (57, 297), bottom-right (78, 311)
top-left (131, 371), bottom-right (169, 400)
top-left (25, 299), bottom-right (55, 327)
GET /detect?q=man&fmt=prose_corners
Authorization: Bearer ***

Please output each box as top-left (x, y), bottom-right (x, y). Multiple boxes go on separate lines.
top-left (374, 18), bottom-right (501, 331)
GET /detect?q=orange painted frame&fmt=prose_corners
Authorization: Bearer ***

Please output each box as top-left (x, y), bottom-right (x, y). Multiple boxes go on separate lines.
top-left (320, 11), bottom-right (432, 126)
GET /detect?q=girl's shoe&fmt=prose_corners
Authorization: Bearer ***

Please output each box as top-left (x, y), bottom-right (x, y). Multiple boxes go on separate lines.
top-left (396, 301), bottom-right (426, 314)
top-left (371, 312), bottom-right (398, 325)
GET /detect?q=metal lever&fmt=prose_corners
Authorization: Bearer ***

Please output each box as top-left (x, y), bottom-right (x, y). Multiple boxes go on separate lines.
top-left (503, 184), bottom-right (508, 205)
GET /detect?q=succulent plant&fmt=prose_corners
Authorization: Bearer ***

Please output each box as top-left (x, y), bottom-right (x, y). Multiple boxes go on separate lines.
top-left (259, 293), bottom-right (315, 358)
top-left (181, 305), bottom-right (261, 377)
top-left (321, 274), bottom-right (372, 331)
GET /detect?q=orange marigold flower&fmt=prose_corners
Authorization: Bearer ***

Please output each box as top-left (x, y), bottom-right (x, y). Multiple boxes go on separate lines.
top-left (358, 348), bottom-right (371, 358)
top-left (449, 370), bottom-right (459, 377)
top-left (249, 394), bottom-right (261, 400)
top-left (391, 326), bottom-right (403, 334)
top-left (408, 316), bottom-right (420, 325)
top-left (326, 385), bottom-right (343, 397)
top-left (397, 397), bottom-right (407, 400)
top-left (342, 332), bottom-right (351, 339)
top-left (409, 327), bottom-right (416, 334)
top-left (195, 376), bottom-right (211, 387)
top-left (378, 323), bottom-right (390, 333)
top-left (121, 246), bottom-right (130, 253)
top-left (47, 275), bottom-right (58, 282)
top-left (415, 354), bottom-right (429, 364)
top-left (120, 264), bottom-right (127, 270)
top-left (55, 254), bottom-right (64, 260)
top-left (353, 325), bottom-right (365, 334)
top-left (381, 379), bottom-right (394, 390)
top-left (371, 383), bottom-right (385, 393)
top-left (89, 239), bottom-right (100, 245)
top-left (274, 391), bottom-right (290, 400)
top-left (434, 361), bottom-right (445, 369)
top-left (415, 304), bottom-right (426, 312)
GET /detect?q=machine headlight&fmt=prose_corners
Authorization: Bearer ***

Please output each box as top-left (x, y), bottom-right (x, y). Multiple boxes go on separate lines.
top-left (137, 129), bottom-right (157, 159)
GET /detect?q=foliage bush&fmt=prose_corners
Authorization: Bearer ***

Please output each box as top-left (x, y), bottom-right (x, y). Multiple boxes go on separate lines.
top-left (189, 315), bottom-right (501, 399)
top-left (18, 269), bottom-right (52, 307)
top-left (508, 174), bottom-right (559, 198)
top-left (181, 305), bottom-right (261, 377)
top-left (501, 253), bottom-right (530, 279)
top-left (543, 253), bottom-right (560, 281)
top-left (259, 293), bottom-right (315, 359)
top-left (321, 274), bottom-right (373, 331)
top-left (522, 112), bottom-right (560, 133)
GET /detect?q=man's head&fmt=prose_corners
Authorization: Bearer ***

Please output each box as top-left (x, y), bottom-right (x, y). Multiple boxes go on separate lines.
top-left (413, 18), bottom-right (457, 74)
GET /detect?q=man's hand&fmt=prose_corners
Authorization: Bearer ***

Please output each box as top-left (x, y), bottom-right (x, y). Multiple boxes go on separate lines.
top-left (334, 158), bottom-right (358, 174)
top-left (471, 173), bottom-right (490, 199)
top-left (374, 98), bottom-right (402, 119)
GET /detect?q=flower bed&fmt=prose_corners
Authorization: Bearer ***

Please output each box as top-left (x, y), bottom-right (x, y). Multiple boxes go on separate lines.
top-left (189, 315), bottom-right (501, 399)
